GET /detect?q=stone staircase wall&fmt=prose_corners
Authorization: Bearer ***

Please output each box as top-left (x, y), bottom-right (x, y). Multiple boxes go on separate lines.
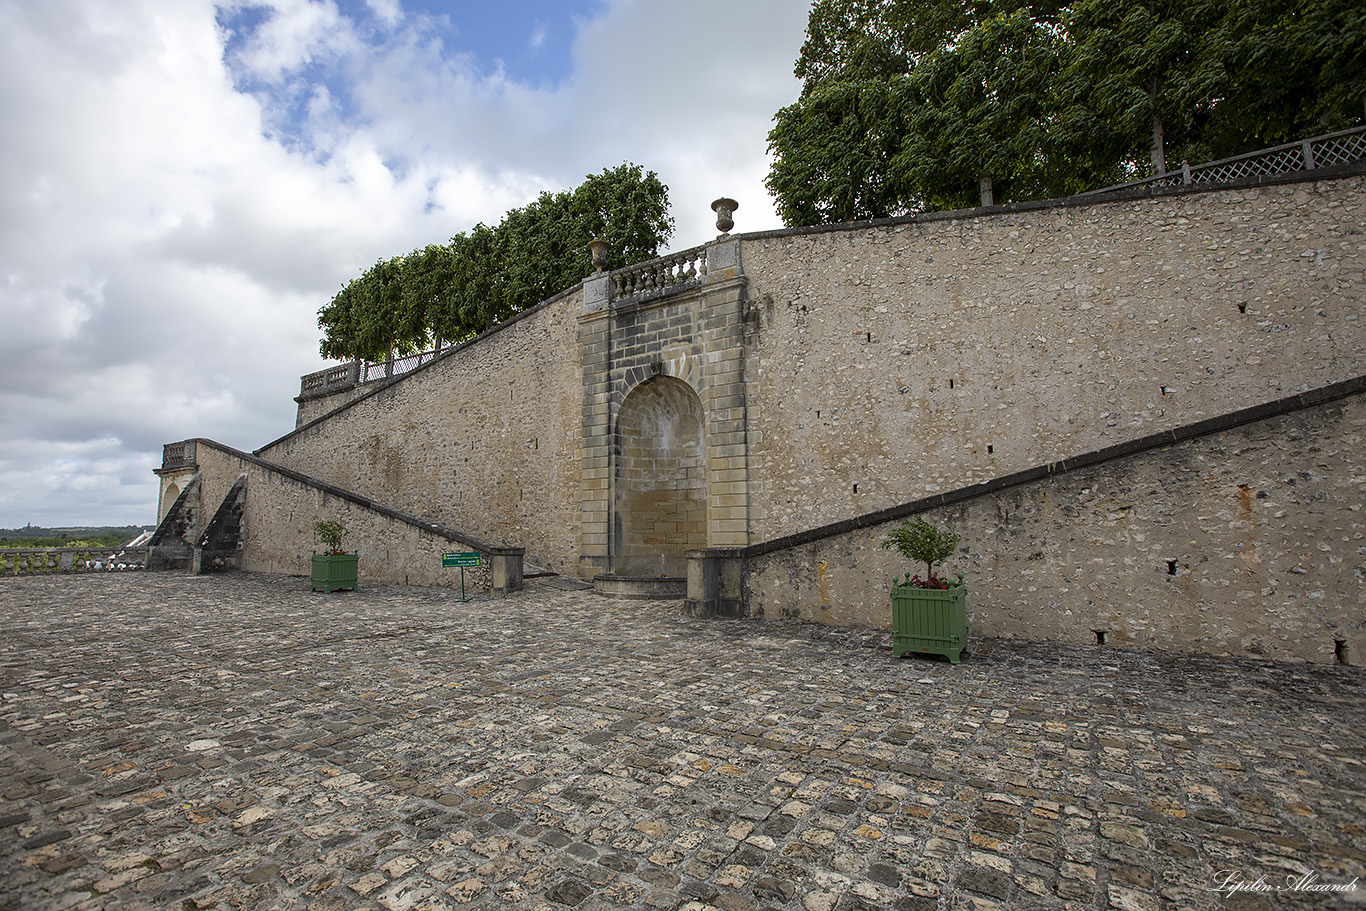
top-left (256, 287), bottom-right (585, 578)
top-left (733, 378), bottom-right (1365, 664)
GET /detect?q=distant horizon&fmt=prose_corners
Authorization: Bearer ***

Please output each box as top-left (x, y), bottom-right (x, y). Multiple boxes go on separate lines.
top-left (0, 522), bottom-right (155, 534)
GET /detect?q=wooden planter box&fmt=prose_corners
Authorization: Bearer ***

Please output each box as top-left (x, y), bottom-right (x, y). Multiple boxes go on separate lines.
top-left (311, 553), bottom-right (358, 592)
top-left (890, 581), bottom-right (968, 664)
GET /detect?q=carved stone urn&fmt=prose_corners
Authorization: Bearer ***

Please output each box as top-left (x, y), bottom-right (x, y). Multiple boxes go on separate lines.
top-left (587, 237), bottom-right (610, 273)
top-left (711, 198), bottom-right (738, 235)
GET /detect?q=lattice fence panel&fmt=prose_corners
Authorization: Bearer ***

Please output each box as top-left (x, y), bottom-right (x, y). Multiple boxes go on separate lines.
top-left (1314, 132), bottom-right (1366, 167)
top-left (1085, 127), bottom-right (1365, 197)
top-left (1196, 147), bottom-right (1305, 183)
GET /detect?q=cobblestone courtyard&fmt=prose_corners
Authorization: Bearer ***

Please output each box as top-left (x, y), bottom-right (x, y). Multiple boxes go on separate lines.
top-left (1, 573), bottom-right (1363, 911)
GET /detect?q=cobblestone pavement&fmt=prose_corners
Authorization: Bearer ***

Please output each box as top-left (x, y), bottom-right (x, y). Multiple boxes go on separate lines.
top-left (2, 573), bottom-right (1363, 911)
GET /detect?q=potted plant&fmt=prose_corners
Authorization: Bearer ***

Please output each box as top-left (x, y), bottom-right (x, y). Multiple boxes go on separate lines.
top-left (881, 517), bottom-right (967, 663)
top-left (311, 520), bottom-right (358, 592)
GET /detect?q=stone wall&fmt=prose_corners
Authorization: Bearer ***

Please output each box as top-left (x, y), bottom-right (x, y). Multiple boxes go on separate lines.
top-left (192, 441), bottom-right (513, 590)
top-left (161, 168), bottom-right (1364, 660)
top-left (257, 290), bottom-right (584, 576)
top-left (613, 376), bottom-right (708, 575)
top-left (295, 385), bottom-right (368, 428)
top-left (744, 385), bottom-right (1366, 665)
top-left (739, 175), bottom-right (1366, 542)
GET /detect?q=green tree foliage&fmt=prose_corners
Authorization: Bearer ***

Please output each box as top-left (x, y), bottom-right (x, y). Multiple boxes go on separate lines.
top-left (319, 163), bottom-right (673, 361)
top-left (897, 9), bottom-right (1073, 210)
top-left (765, 79), bottom-right (914, 224)
top-left (767, 0), bottom-right (1366, 225)
top-left (1213, 0), bottom-right (1366, 149)
top-left (318, 255), bottom-right (420, 362)
top-left (0, 530), bottom-right (147, 549)
top-left (881, 516), bottom-right (962, 581)
top-left (1061, 0), bottom-right (1235, 176)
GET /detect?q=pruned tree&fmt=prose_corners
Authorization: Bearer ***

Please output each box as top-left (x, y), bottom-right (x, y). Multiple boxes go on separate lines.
top-left (766, 78), bottom-right (913, 224)
top-left (896, 9), bottom-right (1071, 210)
top-left (318, 163), bottom-right (673, 361)
top-left (1060, 0), bottom-right (1231, 177)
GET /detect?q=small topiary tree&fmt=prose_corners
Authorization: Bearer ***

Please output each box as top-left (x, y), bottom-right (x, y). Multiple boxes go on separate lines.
top-left (314, 520), bottom-right (346, 555)
top-left (881, 517), bottom-right (960, 588)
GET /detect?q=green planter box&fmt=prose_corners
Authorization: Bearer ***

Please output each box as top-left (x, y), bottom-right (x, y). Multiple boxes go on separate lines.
top-left (891, 581), bottom-right (968, 663)
top-left (311, 553), bottom-right (358, 592)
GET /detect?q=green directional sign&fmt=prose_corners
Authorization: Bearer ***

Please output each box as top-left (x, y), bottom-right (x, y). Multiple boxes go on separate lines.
top-left (443, 552), bottom-right (481, 568)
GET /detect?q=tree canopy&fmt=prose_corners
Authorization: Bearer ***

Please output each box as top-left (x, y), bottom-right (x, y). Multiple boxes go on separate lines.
top-left (766, 0), bottom-right (1366, 225)
top-left (318, 163), bottom-right (673, 362)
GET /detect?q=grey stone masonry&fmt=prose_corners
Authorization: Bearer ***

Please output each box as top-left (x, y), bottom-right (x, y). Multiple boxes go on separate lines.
top-left (145, 474), bottom-right (202, 571)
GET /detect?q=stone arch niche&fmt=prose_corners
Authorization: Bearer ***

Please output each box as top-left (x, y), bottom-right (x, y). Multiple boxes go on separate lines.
top-left (613, 377), bottom-right (708, 576)
top-left (577, 242), bottom-right (750, 582)
top-left (161, 483), bottom-right (180, 520)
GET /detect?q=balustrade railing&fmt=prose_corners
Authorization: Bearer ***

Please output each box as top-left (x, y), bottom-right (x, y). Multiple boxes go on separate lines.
top-left (1, 546), bottom-right (149, 576)
top-left (301, 349), bottom-right (449, 397)
top-left (360, 349), bottom-right (443, 383)
top-left (1086, 126), bottom-right (1366, 196)
top-left (161, 441), bottom-right (197, 471)
top-left (300, 362), bottom-right (359, 395)
top-left (302, 242), bottom-right (718, 396)
top-left (610, 244), bottom-right (709, 300)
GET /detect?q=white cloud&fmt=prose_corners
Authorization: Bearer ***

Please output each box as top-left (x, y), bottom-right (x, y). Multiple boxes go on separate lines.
top-left (225, 0), bottom-right (358, 84)
top-left (0, 0), bottom-right (810, 526)
top-left (365, 0), bottom-right (403, 28)
top-left (530, 20), bottom-right (548, 50)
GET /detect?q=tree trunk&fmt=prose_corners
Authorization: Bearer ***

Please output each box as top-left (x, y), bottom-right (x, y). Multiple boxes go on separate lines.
top-left (1149, 79), bottom-right (1166, 176)
top-left (978, 172), bottom-right (994, 207)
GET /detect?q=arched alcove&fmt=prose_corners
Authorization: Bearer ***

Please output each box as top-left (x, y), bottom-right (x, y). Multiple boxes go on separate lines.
top-left (613, 377), bottom-right (707, 576)
top-left (161, 483), bottom-right (180, 520)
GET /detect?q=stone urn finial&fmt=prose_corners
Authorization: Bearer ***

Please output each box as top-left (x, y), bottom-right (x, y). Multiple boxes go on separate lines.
top-left (587, 237), bottom-right (610, 273)
top-left (711, 198), bottom-right (738, 236)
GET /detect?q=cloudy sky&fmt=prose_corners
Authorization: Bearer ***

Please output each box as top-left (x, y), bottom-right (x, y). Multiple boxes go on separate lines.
top-left (0, 0), bottom-right (811, 528)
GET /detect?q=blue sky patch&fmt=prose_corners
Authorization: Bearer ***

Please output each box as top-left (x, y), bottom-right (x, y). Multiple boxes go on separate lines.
top-left (395, 0), bottom-right (604, 87)
top-left (217, 0), bottom-right (605, 153)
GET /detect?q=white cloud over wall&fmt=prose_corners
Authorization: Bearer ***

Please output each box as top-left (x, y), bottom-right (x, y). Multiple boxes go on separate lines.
top-left (0, 0), bottom-right (808, 526)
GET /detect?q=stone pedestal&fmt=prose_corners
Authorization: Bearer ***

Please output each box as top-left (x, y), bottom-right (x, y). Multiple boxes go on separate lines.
top-left (487, 548), bottom-right (524, 594)
top-left (684, 548), bottom-right (747, 618)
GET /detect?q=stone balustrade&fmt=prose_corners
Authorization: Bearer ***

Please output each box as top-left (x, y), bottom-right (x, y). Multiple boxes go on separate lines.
top-left (299, 362), bottom-right (360, 397)
top-left (610, 245), bottom-right (709, 300)
top-left (0, 547), bottom-right (149, 576)
top-left (161, 441), bottom-right (198, 471)
top-left (299, 350), bottom-right (449, 399)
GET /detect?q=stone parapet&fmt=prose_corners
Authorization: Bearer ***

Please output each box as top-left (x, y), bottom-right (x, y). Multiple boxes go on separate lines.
top-left (187, 439), bottom-right (524, 593)
top-left (727, 377), bottom-right (1366, 664)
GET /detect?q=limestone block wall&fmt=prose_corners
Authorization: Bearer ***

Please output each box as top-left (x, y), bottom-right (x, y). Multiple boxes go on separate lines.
top-left (578, 251), bottom-right (752, 578)
top-left (194, 441), bottom-right (497, 589)
top-left (739, 175), bottom-right (1366, 543)
top-left (613, 376), bottom-right (708, 575)
top-left (744, 387), bottom-right (1365, 665)
top-left (156, 470), bottom-right (196, 523)
top-left (257, 290), bottom-right (584, 575)
top-left (295, 385), bottom-right (368, 428)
